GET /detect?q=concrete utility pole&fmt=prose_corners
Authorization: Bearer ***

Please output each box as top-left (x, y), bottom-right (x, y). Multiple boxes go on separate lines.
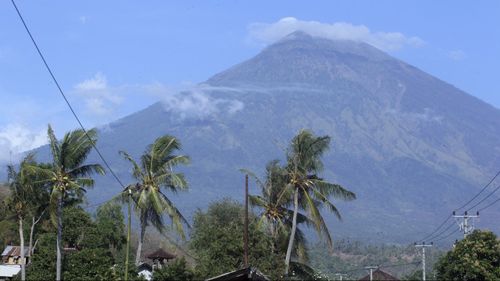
top-left (334, 273), bottom-right (347, 280)
top-left (453, 211), bottom-right (479, 238)
top-left (244, 174), bottom-right (249, 267)
top-left (364, 266), bottom-right (378, 281)
top-left (415, 242), bottom-right (433, 281)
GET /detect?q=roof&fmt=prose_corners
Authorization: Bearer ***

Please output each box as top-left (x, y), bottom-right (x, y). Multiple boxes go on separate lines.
top-left (145, 248), bottom-right (176, 260)
top-left (359, 269), bottom-right (399, 281)
top-left (206, 267), bottom-right (270, 281)
top-left (0, 265), bottom-right (21, 278)
top-left (1, 246), bottom-right (30, 257)
top-left (137, 262), bottom-right (152, 272)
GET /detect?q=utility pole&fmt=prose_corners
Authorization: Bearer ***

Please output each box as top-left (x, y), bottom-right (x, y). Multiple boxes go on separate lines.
top-left (364, 266), bottom-right (378, 281)
top-left (334, 273), bottom-right (347, 280)
top-left (244, 174), bottom-right (249, 267)
top-left (453, 211), bottom-right (479, 238)
top-left (415, 242), bottom-right (433, 281)
top-left (124, 187), bottom-right (132, 281)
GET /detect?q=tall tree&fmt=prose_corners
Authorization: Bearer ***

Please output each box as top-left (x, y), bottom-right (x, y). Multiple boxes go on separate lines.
top-left (29, 125), bottom-right (105, 281)
top-left (6, 154), bottom-right (37, 281)
top-left (284, 130), bottom-right (356, 275)
top-left (119, 135), bottom-right (190, 265)
top-left (244, 160), bottom-right (310, 262)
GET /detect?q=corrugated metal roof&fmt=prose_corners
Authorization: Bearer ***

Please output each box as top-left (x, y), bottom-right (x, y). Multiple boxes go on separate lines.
top-left (1, 246), bottom-right (13, 256)
top-left (1, 246), bottom-right (30, 257)
top-left (0, 265), bottom-right (21, 278)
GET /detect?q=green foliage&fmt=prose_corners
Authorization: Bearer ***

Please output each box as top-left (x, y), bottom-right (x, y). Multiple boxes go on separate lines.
top-left (190, 199), bottom-right (284, 280)
top-left (95, 202), bottom-right (126, 250)
top-left (435, 230), bottom-right (500, 281)
top-left (25, 206), bottom-right (128, 281)
top-left (309, 240), bottom-right (441, 280)
top-left (63, 248), bottom-right (114, 281)
top-left (245, 160), bottom-right (310, 262)
top-left (152, 257), bottom-right (194, 281)
top-left (25, 233), bottom-right (57, 281)
top-left (120, 135), bottom-right (190, 264)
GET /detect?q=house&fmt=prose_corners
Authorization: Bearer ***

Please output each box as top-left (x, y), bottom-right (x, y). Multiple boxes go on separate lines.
top-left (1, 246), bottom-right (29, 266)
top-left (206, 266), bottom-right (270, 281)
top-left (137, 262), bottom-right (153, 281)
top-left (145, 248), bottom-right (176, 271)
top-left (0, 265), bottom-right (21, 281)
top-left (136, 248), bottom-right (176, 281)
top-left (358, 269), bottom-right (400, 281)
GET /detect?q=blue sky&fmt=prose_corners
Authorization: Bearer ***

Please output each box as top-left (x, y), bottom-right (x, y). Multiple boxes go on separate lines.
top-left (0, 0), bottom-right (499, 162)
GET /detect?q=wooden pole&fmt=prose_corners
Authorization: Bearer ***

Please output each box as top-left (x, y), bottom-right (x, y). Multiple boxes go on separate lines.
top-left (244, 174), bottom-right (249, 267)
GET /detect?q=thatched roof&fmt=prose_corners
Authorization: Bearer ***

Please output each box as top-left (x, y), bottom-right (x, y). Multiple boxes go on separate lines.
top-left (145, 248), bottom-right (176, 260)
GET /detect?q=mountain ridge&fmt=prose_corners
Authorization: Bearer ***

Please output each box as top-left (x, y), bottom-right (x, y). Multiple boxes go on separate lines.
top-left (32, 32), bottom-right (500, 243)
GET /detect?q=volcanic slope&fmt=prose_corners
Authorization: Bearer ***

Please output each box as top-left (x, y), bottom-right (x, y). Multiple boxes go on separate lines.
top-left (44, 31), bottom-right (500, 242)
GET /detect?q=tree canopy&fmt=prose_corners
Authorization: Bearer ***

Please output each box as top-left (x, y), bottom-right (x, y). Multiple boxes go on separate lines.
top-left (435, 230), bottom-right (500, 281)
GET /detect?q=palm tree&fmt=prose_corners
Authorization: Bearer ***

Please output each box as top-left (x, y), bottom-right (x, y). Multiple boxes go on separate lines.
top-left (30, 125), bottom-right (105, 281)
top-left (244, 160), bottom-right (310, 262)
top-left (6, 154), bottom-right (37, 281)
top-left (119, 135), bottom-right (190, 265)
top-left (284, 130), bottom-right (356, 275)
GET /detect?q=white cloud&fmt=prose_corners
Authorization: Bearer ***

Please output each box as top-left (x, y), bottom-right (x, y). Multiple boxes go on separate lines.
top-left (145, 83), bottom-right (245, 119)
top-left (248, 17), bottom-right (425, 51)
top-left (448, 50), bottom-right (466, 61)
top-left (74, 72), bottom-right (123, 115)
top-left (0, 124), bottom-right (47, 163)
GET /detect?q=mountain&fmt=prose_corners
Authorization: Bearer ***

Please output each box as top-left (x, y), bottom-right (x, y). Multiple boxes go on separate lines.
top-left (38, 31), bottom-right (500, 243)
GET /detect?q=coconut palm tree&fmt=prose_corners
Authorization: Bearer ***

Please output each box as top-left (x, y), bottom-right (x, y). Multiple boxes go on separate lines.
top-left (119, 135), bottom-right (190, 265)
top-left (284, 130), bottom-right (356, 275)
top-left (29, 125), bottom-right (105, 281)
top-left (244, 160), bottom-right (310, 262)
top-left (6, 155), bottom-right (49, 281)
top-left (6, 154), bottom-right (37, 281)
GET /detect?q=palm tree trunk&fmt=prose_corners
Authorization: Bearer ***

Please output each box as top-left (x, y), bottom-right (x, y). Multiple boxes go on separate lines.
top-left (29, 210), bottom-right (45, 257)
top-left (56, 196), bottom-right (63, 281)
top-left (125, 193), bottom-right (131, 281)
top-left (29, 216), bottom-right (35, 257)
top-left (270, 223), bottom-right (276, 255)
top-left (285, 188), bottom-right (299, 275)
top-left (19, 216), bottom-right (25, 281)
top-left (135, 224), bottom-right (145, 265)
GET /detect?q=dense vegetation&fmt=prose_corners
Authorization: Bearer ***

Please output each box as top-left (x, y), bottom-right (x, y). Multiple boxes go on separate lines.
top-left (0, 125), bottom-right (498, 281)
top-left (435, 230), bottom-right (500, 280)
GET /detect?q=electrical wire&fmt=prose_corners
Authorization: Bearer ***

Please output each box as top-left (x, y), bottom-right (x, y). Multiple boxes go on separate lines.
top-left (467, 183), bottom-right (500, 212)
top-left (478, 197), bottom-right (500, 212)
top-left (417, 169), bottom-right (500, 243)
top-left (455, 170), bottom-right (500, 211)
top-left (433, 228), bottom-right (460, 243)
top-left (426, 221), bottom-right (457, 242)
top-left (10, 0), bottom-right (126, 191)
top-left (417, 214), bottom-right (452, 243)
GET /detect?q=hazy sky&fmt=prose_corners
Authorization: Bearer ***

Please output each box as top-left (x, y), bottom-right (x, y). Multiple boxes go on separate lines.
top-left (0, 0), bottom-right (499, 162)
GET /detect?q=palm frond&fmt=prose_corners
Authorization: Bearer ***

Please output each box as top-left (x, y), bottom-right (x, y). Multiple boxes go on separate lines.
top-left (47, 125), bottom-right (61, 168)
top-left (119, 151), bottom-right (145, 180)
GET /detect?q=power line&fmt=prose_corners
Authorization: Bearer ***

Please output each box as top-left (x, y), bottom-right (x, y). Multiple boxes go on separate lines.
top-left (433, 228), bottom-right (460, 243)
top-left (418, 214), bottom-right (452, 242)
top-left (10, 0), bottom-right (126, 190)
top-left (417, 169), bottom-right (500, 243)
top-left (478, 197), bottom-right (500, 212)
top-left (467, 183), bottom-right (500, 212)
top-left (456, 170), bottom-right (500, 211)
top-left (425, 221), bottom-right (456, 242)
